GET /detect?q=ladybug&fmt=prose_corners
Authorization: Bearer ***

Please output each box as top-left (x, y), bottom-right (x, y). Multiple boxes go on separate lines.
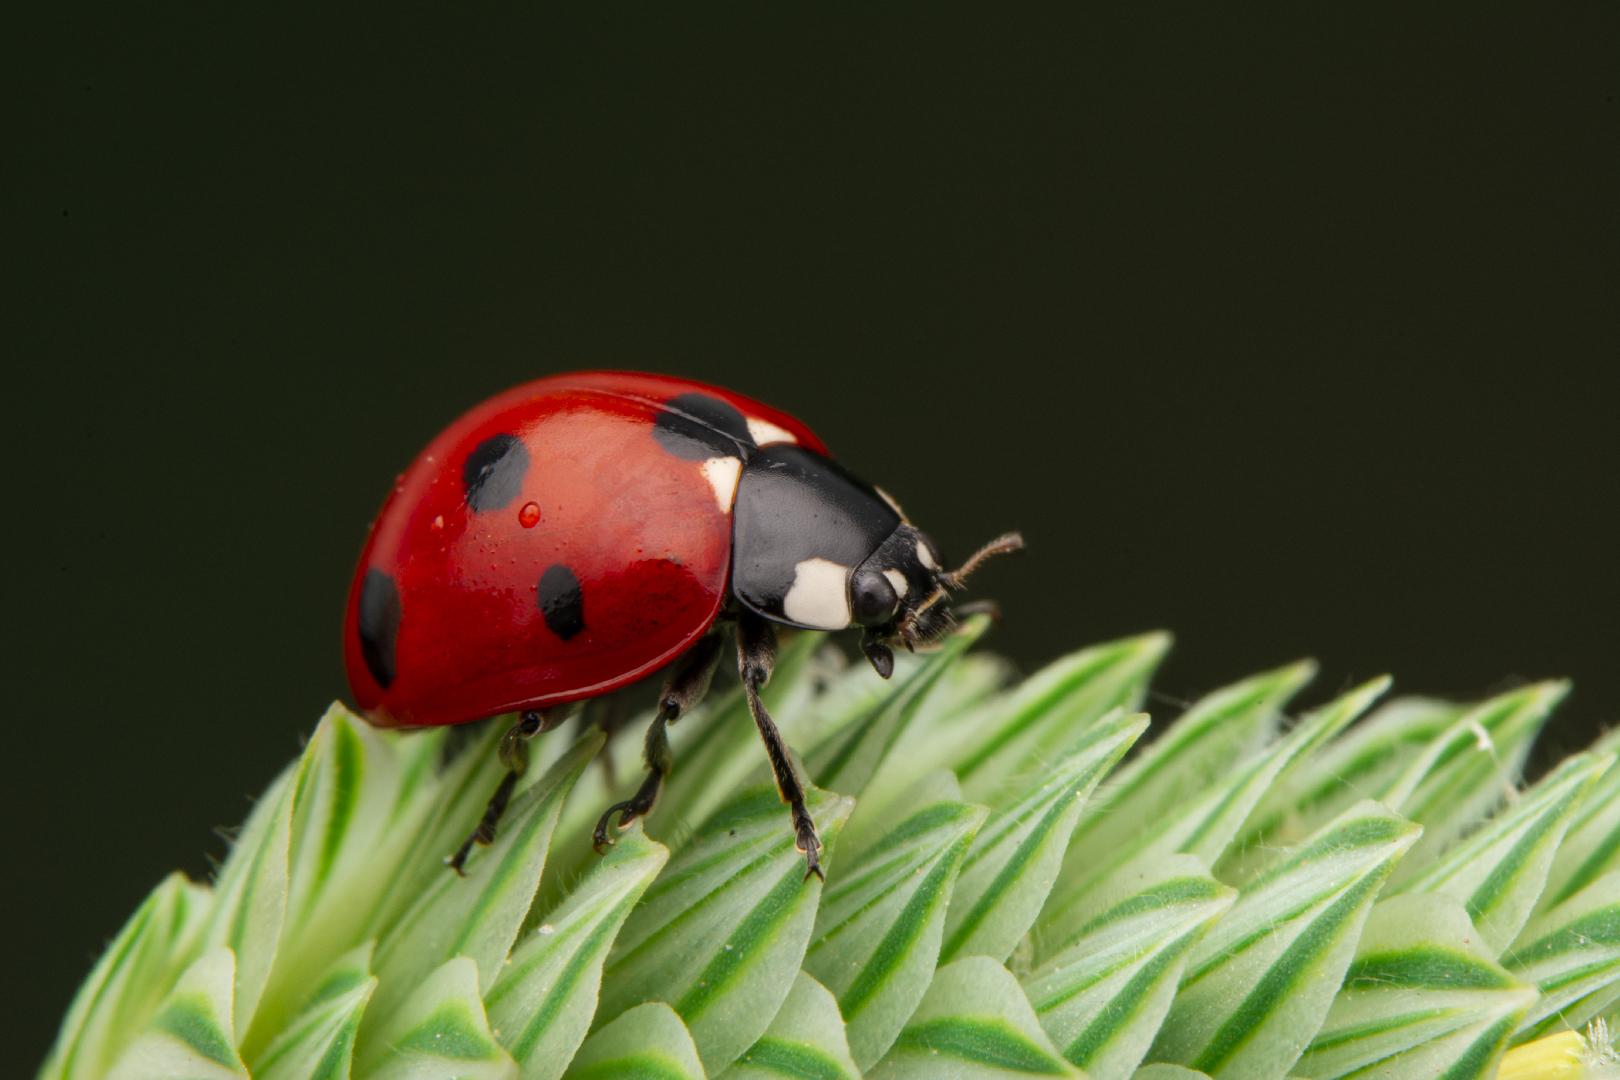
top-left (343, 371), bottom-right (1021, 878)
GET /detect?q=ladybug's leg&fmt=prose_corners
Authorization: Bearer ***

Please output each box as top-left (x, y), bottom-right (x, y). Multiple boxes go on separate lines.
top-left (737, 611), bottom-right (823, 881)
top-left (593, 631), bottom-right (725, 850)
top-left (446, 705), bottom-right (571, 875)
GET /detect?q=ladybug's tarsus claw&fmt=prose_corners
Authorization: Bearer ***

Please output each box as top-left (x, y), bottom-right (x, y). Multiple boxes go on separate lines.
top-left (799, 831), bottom-right (825, 882)
top-left (593, 801), bottom-right (635, 852)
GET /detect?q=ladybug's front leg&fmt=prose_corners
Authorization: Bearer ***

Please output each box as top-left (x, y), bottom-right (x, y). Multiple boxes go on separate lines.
top-left (737, 611), bottom-right (823, 881)
top-left (593, 631), bottom-right (724, 850)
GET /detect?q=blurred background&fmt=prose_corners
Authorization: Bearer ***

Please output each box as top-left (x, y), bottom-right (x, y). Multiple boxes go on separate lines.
top-left (4, 6), bottom-right (1616, 1071)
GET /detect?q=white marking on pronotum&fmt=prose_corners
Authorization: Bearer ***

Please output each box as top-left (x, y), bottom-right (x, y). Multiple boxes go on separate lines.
top-left (783, 557), bottom-right (852, 629)
top-left (883, 568), bottom-right (909, 598)
top-left (875, 486), bottom-right (907, 521)
top-left (746, 417), bottom-right (798, 447)
top-left (915, 540), bottom-right (937, 569)
top-left (700, 456), bottom-right (743, 512)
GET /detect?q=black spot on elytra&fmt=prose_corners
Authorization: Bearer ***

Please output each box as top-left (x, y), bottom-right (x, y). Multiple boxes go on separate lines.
top-left (358, 569), bottom-right (401, 688)
top-left (462, 433), bottom-right (530, 511)
top-left (652, 393), bottom-right (757, 461)
top-left (537, 564), bottom-right (585, 640)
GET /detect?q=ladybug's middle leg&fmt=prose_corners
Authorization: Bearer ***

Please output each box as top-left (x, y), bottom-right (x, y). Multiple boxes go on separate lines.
top-left (593, 631), bottom-right (724, 850)
top-left (737, 611), bottom-right (823, 881)
top-left (446, 704), bottom-right (571, 875)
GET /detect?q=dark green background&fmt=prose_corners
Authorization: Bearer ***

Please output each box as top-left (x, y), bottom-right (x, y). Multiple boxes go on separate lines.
top-left (5, 6), bottom-right (1617, 1071)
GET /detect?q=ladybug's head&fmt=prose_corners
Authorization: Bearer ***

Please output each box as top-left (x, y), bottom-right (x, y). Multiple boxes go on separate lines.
top-left (848, 526), bottom-right (1025, 678)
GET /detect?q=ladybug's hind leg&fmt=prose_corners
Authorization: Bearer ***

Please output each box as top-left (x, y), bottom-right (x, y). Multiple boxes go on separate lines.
top-left (737, 611), bottom-right (823, 881)
top-left (593, 631), bottom-right (724, 850)
top-left (446, 704), bottom-right (571, 875)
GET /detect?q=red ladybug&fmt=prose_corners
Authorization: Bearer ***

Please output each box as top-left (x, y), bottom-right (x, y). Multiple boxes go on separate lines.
top-left (343, 371), bottom-right (1021, 878)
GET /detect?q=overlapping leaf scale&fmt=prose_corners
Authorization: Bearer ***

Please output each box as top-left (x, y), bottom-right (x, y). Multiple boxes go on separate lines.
top-left (598, 782), bottom-right (853, 1075)
top-left (564, 1003), bottom-right (706, 1080)
top-left (869, 957), bottom-right (1079, 1078)
top-left (106, 947), bottom-right (246, 1080)
top-left (1394, 752), bottom-right (1612, 956)
top-left (1145, 800), bottom-right (1422, 1080)
top-left (808, 616), bottom-right (990, 803)
top-left (803, 779), bottom-right (988, 1071)
top-left (1507, 868), bottom-right (1620, 1042)
top-left (364, 732), bottom-right (601, 1036)
top-left (1043, 666), bottom-right (1344, 955)
top-left (1294, 895), bottom-right (1536, 1080)
top-left (199, 760), bottom-right (297, 1048)
top-left (353, 957), bottom-right (515, 1080)
top-left (245, 707), bottom-right (426, 1057)
top-left (841, 647), bottom-right (1014, 840)
top-left (1278, 697), bottom-right (1463, 843)
top-left (1539, 728), bottom-right (1620, 913)
top-left (250, 943), bottom-right (376, 1080)
top-left (954, 632), bottom-right (1170, 806)
top-left (41, 871), bottom-right (213, 1080)
top-left (1050, 662), bottom-right (1315, 932)
top-left (485, 824), bottom-right (669, 1080)
top-left (1024, 856), bottom-right (1236, 1080)
top-left (1382, 682), bottom-right (1568, 886)
top-left (941, 708), bottom-right (1148, 966)
top-left (361, 718), bottom-right (511, 937)
top-left (721, 972), bottom-right (861, 1080)
top-left (1214, 677), bottom-right (1393, 885)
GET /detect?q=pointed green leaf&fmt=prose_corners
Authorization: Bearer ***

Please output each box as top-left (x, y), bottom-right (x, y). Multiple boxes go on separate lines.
top-left (1024, 856), bottom-right (1235, 1080)
top-left (803, 787), bottom-right (988, 1070)
top-left (485, 824), bottom-right (669, 1080)
top-left (41, 871), bottom-right (212, 1080)
top-left (954, 632), bottom-right (1170, 804)
top-left (1396, 752), bottom-right (1611, 955)
top-left (1132, 1068), bottom-right (1211, 1080)
top-left (1147, 800), bottom-right (1421, 1080)
top-left (363, 718), bottom-right (510, 938)
top-left (1382, 682), bottom-right (1568, 884)
top-left (1539, 729), bottom-right (1620, 911)
top-left (806, 615), bottom-right (989, 799)
top-left (204, 759), bottom-right (296, 1044)
top-left (1294, 895), bottom-right (1535, 1080)
top-left (564, 1002), bottom-right (706, 1080)
top-left (1056, 662), bottom-right (1316, 925)
top-left (1507, 869), bottom-right (1620, 1041)
top-left (1214, 677), bottom-right (1393, 884)
top-left (1046, 670), bottom-right (1347, 952)
top-left (1283, 695), bottom-right (1461, 833)
top-left (599, 782), bottom-right (853, 1075)
top-left (368, 732), bottom-right (600, 1028)
top-left (251, 943), bottom-right (376, 1080)
top-left (941, 710), bottom-right (1148, 965)
top-left (353, 956), bottom-right (516, 1080)
top-left (837, 651), bottom-right (1012, 844)
top-left (721, 972), bottom-right (861, 1080)
top-left (247, 706), bottom-right (422, 1058)
top-left (106, 947), bottom-right (246, 1079)
top-left (869, 957), bottom-right (1080, 1078)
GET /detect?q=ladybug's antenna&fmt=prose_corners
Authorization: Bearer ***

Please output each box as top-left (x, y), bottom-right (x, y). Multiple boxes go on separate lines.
top-left (942, 532), bottom-right (1024, 590)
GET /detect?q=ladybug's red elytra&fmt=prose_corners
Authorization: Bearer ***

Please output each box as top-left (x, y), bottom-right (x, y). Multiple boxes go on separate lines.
top-left (343, 371), bottom-right (1021, 878)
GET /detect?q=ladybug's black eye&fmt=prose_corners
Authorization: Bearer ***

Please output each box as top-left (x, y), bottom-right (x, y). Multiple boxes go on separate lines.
top-left (851, 569), bottom-right (900, 626)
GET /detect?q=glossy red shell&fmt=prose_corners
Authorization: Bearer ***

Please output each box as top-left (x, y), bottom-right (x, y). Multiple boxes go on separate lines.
top-left (343, 372), bottom-right (827, 727)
